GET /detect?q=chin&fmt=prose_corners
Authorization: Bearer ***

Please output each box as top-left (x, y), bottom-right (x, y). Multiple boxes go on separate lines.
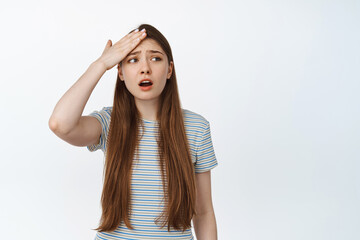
top-left (134, 93), bottom-right (161, 101)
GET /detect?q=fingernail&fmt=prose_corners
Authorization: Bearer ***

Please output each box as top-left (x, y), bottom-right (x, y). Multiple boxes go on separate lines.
top-left (134, 28), bottom-right (139, 32)
top-left (141, 28), bottom-right (146, 32)
top-left (142, 32), bottom-right (146, 37)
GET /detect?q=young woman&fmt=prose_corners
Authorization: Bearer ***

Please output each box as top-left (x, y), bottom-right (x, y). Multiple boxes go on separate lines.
top-left (49, 24), bottom-right (218, 240)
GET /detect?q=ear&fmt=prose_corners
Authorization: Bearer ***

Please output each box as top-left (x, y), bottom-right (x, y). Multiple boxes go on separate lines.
top-left (118, 64), bottom-right (124, 81)
top-left (167, 61), bottom-right (174, 79)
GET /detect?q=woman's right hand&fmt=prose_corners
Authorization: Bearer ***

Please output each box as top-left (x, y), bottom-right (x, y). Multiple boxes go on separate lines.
top-left (95, 28), bottom-right (147, 71)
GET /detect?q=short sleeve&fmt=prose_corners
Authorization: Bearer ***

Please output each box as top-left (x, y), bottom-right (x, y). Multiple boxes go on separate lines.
top-left (194, 120), bottom-right (218, 173)
top-left (86, 107), bottom-right (111, 153)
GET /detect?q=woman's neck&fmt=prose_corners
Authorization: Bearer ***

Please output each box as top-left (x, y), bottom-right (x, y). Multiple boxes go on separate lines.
top-left (135, 98), bottom-right (159, 121)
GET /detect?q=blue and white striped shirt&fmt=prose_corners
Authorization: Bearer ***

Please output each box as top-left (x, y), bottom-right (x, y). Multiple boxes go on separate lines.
top-left (87, 107), bottom-right (218, 240)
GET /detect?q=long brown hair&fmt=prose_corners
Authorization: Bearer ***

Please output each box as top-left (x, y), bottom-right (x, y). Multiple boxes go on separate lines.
top-left (94, 24), bottom-right (197, 232)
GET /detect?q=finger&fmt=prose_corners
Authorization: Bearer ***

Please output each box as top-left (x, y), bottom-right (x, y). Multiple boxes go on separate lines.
top-left (125, 28), bottom-right (142, 40)
top-left (122, 28), bottom-right (146, 44)
top-left (107, 39), bottom-right (112, 48)
top-left (113, 28), bottom-right (143, 47)
top-left (129, 28), bottom-right (147, 41)
top-left (135, 32), bottom-right (147, 44)
top-left (132, 28), bottom-right (140, 34)
top-left (102, 40), bottom-right (112, 54)
top-left (123, 29), bottom-right (147, 47)
top-left (127, 32), bottom-right (147, 51)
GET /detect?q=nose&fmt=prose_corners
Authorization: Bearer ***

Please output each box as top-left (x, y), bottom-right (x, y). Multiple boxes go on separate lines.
top-left (140, 58), bottom-right (151, 75)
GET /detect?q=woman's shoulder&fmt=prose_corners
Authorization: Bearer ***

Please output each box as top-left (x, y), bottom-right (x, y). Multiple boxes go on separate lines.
top-left (181, 108), bottom-right (210, 129)
top-left (93, 106), bottom-right (112, 118)
top-left (102, 106), bottom-right (113, 113)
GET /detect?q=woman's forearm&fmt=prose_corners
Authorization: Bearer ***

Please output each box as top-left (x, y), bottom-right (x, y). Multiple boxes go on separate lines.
top-left (193, 211), bottom-right (218, 240)
top-left (48, 60), bottom-right (106, 134)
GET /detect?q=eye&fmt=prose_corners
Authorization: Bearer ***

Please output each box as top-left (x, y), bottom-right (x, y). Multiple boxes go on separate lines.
top-left (152, 57), bottom-right (162, 61)
top-left (128, 58), bottom-right (137, 63)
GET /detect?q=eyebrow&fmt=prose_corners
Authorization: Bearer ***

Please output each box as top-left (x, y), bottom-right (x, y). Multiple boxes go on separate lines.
top-left (127, 50), bottom-right (164, 56)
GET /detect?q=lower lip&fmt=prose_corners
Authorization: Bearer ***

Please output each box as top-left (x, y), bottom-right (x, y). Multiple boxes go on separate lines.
top-left (139, 85), bottom-right (153, 91)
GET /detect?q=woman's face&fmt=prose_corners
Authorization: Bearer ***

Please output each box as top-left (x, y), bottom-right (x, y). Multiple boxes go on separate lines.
top-left (118, 38), bottom-right (173, 103)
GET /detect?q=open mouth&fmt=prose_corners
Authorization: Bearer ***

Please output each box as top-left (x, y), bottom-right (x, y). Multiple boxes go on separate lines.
top-left (139, 80), bottom-right (153, 87)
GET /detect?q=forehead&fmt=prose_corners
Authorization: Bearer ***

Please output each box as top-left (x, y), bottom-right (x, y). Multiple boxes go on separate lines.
top-left (130, 38), bottom-right (164, 53)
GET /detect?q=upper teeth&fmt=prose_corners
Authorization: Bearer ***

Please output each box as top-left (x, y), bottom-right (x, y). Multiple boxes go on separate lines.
top-left (142, 80), bottom-right (150, 83)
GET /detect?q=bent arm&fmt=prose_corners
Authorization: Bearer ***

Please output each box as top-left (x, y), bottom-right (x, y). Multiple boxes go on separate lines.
top-left (193, 170), bottom-right (218, 240)
top-left (48, 60), bottom-right (106, 146)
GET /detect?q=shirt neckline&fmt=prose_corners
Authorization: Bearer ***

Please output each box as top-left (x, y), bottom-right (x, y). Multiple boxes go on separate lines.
top-left (140, 117), bottom-right (159, 124)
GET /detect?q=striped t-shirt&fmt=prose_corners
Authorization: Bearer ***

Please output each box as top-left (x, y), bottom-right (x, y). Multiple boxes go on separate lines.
top-left (87, 106), bottom-right (218, 240)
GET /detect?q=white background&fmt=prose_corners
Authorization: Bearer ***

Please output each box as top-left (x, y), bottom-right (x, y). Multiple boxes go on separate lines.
top-left (0, 0), bottom-right (359, 239)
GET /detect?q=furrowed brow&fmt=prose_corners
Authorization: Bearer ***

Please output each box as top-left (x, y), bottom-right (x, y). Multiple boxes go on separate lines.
top-left (128, 50), bottom-right (164, 56)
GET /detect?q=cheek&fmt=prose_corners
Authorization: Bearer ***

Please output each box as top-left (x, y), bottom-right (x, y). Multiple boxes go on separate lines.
top-left (121, 67), bottom-right (137, 81)
top-left (155, 64), bottom-right (169, 78)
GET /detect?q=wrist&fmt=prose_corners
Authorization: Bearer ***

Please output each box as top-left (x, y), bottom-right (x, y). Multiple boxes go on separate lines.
top-left (92, 59), bottom-right (108, 72)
